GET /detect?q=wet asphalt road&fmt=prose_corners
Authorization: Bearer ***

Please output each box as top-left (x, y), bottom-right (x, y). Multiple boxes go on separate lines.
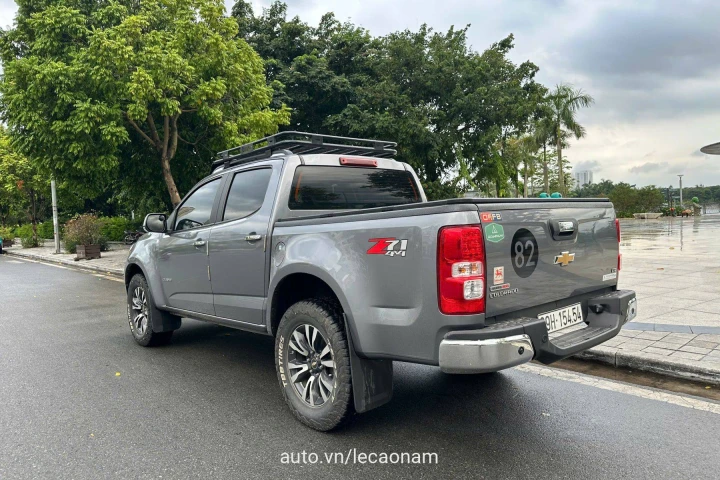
top-left (1, 255), bottom-right (719, 479)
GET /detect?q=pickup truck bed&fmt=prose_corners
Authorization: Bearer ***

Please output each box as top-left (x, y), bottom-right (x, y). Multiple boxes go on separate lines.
top-left (273, 198), bottom-right (631, 365)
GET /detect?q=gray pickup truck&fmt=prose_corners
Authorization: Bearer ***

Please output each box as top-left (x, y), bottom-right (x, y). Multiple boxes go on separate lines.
top-left (125, 132), bottom-right (637, 431)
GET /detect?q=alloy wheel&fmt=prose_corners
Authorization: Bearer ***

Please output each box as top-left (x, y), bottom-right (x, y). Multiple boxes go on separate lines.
top-left (130, 287), bottom-right (149, 336)
top-left (287, 323), bottom-right (336, 407)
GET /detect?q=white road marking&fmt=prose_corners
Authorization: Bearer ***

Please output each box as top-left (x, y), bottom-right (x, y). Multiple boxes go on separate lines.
top-left (6, 256), bottom-right (69, 270)
top-left (93, 274), bottom-right (123, 283)
top-left (5, 255), bottom-right (122, 281)
top-left (518, 363), bottom-right (720, 415)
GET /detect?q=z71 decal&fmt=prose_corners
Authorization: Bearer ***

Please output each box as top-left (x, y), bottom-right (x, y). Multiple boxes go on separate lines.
top-left (367, 238), bottom-right (408, 257)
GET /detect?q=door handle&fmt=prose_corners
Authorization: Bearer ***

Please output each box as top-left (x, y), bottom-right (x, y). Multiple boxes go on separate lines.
top-left (245, 234), bottom-right (262, 242)
top-left (193, 239), bottom-right (206, 247)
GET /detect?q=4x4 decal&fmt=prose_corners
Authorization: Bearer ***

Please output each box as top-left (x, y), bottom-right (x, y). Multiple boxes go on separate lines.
top-left (367, 238), bottom-right (408, 257)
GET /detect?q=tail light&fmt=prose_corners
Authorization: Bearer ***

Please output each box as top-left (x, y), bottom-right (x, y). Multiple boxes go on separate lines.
top-left (615, 218), bottom-right (622, 274)
top-left (438, 226), bottom-right (485, 315)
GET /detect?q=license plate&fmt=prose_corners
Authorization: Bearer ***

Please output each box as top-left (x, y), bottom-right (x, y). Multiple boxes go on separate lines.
top-left (538, 303), bottom-right (584, 333)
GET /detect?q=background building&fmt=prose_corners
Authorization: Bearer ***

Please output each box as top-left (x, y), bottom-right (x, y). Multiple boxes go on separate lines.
top-left (574, 170), bottom-right (594, 189)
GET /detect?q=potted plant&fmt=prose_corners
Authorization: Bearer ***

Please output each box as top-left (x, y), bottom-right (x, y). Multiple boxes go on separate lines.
top-left (63, 214), bottom-right (104, 260)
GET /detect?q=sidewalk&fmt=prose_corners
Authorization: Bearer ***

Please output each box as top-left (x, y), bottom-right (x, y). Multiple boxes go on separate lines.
top-left (4, 217), bottom-right (720, 384)
top-left (578, 217), bottom-right (720, 384)
top-left (4, 243), bottom-right (126, 277)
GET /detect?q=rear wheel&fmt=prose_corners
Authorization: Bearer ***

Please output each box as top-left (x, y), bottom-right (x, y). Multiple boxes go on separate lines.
top-left (275, 298), bottom-right (352, 431)
top-left (124, 234), bottom-right (135, 245)
top-left (127, 274), bottom-right (177, 347)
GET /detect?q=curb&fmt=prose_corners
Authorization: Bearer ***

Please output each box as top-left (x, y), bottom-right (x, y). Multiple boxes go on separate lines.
top-left (576, 347), bottom-right (720, 386)
top-left (4, 249), bottom-right (124, 279)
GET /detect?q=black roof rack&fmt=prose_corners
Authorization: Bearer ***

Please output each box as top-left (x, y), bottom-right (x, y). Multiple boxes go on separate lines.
top-left (213, 131), bottom-right (397, 170)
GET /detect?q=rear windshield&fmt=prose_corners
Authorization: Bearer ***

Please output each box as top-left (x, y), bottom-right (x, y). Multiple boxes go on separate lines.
top-left (289, 166), bottom-right (421, 210)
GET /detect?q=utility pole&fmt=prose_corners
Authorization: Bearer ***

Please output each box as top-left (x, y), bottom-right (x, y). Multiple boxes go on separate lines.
top-left (677, 174), bottom-right (684, 207)
top-left (51, 178), bottom-right (60, 254)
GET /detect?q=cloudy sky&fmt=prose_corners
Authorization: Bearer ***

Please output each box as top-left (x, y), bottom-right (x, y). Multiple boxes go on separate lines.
top-left (2, 0), bottom-right (719, 187)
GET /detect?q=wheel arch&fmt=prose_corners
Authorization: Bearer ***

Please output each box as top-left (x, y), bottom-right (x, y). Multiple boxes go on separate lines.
top-left (124, 262), bottom-right (145, 290)
top-left (267, 266), bottom-right (354, 338)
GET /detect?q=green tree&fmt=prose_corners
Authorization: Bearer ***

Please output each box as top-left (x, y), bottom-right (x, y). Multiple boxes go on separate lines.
top-left (531, 110), bottom-right (555, 194)
top-left (608, 183), bottom-right (637, 217)
top-left (1, 0), bottom-right (290, 206)
top-left (233, 2), bottom-right (546, 198)
top-left (635, 185), bottom-right (664, 212)
top-left (0, 129), bottom-right (48, 243)
top-left (547, 84), bottom-right (594, 195)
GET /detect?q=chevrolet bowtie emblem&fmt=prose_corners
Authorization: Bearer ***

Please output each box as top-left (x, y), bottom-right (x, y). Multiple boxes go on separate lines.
top-left (554, 251), bottom-right (575, 267)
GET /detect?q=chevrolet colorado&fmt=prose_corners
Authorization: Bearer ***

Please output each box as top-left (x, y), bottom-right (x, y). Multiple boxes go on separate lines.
top-left (125, 132), bottom-right (637, 431)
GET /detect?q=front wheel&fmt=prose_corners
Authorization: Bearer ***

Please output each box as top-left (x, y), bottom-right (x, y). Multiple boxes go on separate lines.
top-left (124, 234), bottom-right (136, 245)
top-left (127, 274), bottom-right (176, 347)
top-left (275, 298), bottom-right (352, 431)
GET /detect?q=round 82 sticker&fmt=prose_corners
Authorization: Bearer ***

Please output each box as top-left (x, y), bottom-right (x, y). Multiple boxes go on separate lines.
top-left (510, 228), bottom-right (539, 278)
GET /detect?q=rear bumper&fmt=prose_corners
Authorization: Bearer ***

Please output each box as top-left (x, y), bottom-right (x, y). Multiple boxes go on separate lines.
top-left (439, 289), bottom-right (637, 374)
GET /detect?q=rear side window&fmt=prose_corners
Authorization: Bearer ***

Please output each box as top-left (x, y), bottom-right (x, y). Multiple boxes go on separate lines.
top-left (223, 168), bottom-right (272, 221)
top-left (289, 166), bottom-right (420, 210)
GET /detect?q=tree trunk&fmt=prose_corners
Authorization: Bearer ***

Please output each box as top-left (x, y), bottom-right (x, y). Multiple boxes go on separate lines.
top-left (160, 155), bottom-right (181, 206)
top-left (126, 112), bottom-right (182, 207)
top-left (543, 143), bottom-right (549, 194)
top-left (523, 160), bottom-right (529, 198)
top-left (556, 135), bottom-right (565, 195)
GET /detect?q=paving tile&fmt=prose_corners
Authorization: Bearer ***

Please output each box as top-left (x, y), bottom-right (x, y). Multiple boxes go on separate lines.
top-left (618, 339), bottom-right (654, 351)
top-left (673, 290), bottom-right (720, 301)
top-left (643, 346), bottom-right (674, 356)
top-left (653, 324), bottom-right (694, 333)
top-left (599, 337), bottom-right (625, 347)
top-left (633, 286), bottom-right (676, 299)
top-left (704, 350), bottom-right (720, 359)
top-left (640, 279), bottom-right (703, 291)
top-left (686, 339), bottom-right (720, 349)
top-left (678, 345), bottom-right (713, 355)
top-left (635, 331), bottom-right (668, 341)
top-left (699, 334), bottom-right (720, 343)
top-left (669, 351), bottom-right (704, 361)
top-left (617, 329), bottom-right (642, 338)
top-left (632, 302), bottom-right (685, 321)
top-left (686, 300), bottom-right (720, 315)
top-left (662, 333), bottom-right (698, 342)
top-left (650, 340), bottom-right (688, 350)
top-left (652, 310), bottom-right (720, 327)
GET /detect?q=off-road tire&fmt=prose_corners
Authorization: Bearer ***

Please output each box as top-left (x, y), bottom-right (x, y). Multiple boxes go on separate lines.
top-left (275, 298), bottom-right (352, 431)
top-left (127, 274), bottom-right (178, 347)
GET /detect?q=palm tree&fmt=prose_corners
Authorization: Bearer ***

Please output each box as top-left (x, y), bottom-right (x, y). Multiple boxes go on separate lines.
top-left (532, 114), bottom-right (554, 194)
top-left (547, 84), bottom-right (594, 194)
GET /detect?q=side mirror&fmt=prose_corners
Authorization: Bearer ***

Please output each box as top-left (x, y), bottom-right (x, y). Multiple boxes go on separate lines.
top-left (144, 213), bottom-right (167, 233)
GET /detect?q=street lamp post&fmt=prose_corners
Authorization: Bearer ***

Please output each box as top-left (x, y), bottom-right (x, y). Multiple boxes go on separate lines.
top-left (677, 174), bottom-right (684, 207)
top-left (51, 178), bottom-right (60, 254)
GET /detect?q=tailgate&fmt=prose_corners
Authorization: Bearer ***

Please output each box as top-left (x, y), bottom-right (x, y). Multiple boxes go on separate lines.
top-left (479, 203), bottom-right (618, 317)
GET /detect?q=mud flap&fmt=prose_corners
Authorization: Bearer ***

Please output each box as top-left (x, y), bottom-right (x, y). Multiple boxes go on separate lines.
top-left (343, 315), bottom-right (393, 413)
